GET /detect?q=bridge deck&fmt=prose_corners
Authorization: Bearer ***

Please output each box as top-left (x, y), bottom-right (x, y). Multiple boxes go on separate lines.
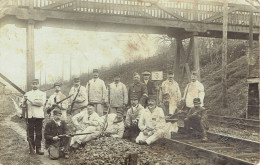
top-left (1, 0), bottom-right (259, 39)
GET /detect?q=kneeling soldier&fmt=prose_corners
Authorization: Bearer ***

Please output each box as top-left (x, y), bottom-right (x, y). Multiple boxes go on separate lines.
top-left (184, 98), bottom-right (209, 141)
top-left (123, 95), bottom-right (144, 141)
top-left (44, 109), bottom-right (71, 159)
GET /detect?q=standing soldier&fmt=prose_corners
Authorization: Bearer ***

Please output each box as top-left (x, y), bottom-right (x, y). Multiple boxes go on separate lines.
top-left (108, 74), bottom-right (128, 115)
top-left (128, 73), bottom-right (148, 107)
top-left (20, 79), bottom-right (46, 155)
top-left (68, 77), bottom-right (88, 115)
top-left (45, 82), bottom-right (69, 120)
top-left (142, 71), bottom-right (156, 108)
top-left (182, 71), bottom-right (205, 110)
top-left (160, 71), bottom-right (181, 116)
top-left (86, 69), bottom-right (108, 116)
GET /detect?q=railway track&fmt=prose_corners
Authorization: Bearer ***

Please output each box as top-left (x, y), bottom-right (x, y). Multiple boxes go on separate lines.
top-left (161, 129), bottom-right (260, 165)
top-left (207, 114), bottom-right (260, 132)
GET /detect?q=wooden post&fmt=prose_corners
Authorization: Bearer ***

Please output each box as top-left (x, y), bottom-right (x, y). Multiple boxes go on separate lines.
top-left (26, 19), bottom-right (35, 91)
top-left (174, 38), bottom-right (181, 81)
top-left (222, 0), bottom-right (228, 107)
top-left (191, 36), bottom-right (200, 80)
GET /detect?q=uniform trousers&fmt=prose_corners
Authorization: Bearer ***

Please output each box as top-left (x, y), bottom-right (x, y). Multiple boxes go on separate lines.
top-left (28, 118), bottom-right (44, 149)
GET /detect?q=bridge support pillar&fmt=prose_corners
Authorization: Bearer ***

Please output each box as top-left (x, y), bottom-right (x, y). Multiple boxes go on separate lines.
top-left (174, 38), bottom-right (182, 81)
top-left (26, 20), bottom-right (35, 91)
top-left (191, 36), bottom-right (200, 80)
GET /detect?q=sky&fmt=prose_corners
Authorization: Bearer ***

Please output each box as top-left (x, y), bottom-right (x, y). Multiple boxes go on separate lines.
top-left (0, 24), bottom-right (161, 89)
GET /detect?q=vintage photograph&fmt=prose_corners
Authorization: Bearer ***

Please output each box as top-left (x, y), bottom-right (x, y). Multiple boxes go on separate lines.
top-left (0, 0), bottom-right (259, 164)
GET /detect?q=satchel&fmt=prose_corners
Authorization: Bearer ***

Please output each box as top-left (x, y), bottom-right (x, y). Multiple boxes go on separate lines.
top-left (48, 145), bottom-right (60, 160)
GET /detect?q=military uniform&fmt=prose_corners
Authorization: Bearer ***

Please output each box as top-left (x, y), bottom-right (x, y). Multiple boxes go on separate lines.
top-left (184, 98), bottom-right (208, 140)
top-left (128, 81), bottom-right (148, 107)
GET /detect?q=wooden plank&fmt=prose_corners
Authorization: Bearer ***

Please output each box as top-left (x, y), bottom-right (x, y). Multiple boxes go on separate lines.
top-left (222, 0), bottom-right (228, 107)
top-left (153, 2), bottom-right (189, 21)
top-left (41, 0), bottom-right (73, 9)
top-left (185, 63), bottom-right (191, 82)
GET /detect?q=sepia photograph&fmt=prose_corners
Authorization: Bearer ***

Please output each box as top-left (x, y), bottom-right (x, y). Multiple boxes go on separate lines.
top-left (0, 0), bottom-right (259, 164)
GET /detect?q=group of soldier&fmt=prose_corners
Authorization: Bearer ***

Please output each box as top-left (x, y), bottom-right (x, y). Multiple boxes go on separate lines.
top-left (20, 68), bottom-right (208, 160)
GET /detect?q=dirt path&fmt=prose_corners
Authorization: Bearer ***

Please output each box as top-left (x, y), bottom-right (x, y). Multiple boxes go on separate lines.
top-left (0, 95), bottom-right (61, 165)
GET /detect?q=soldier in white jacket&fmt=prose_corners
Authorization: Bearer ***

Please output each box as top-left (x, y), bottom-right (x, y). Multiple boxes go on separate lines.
top-left (159, 71), bottom-right (181, 115)
top-left (102, 112), bottom-right (125, 138)
top-left (70, 104), bottom-right (103, 149)
top-left (68, 78), bottom-right (88, 115)
top-left (20, 79), bottom-right (46, 155)
top-left (86, 69), bottom-right (108, 116)
top-left (136, 95), bottom-right (167, 145)
top-left (108, 74), bottom-right (128, 115)
top-left (45, 82), bottom-right (69, 120)
top-left (183, 71), bottom-right (205, 109)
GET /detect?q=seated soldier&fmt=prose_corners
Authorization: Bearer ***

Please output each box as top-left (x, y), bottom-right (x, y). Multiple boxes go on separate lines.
top-left (44, 109), bottom-right (70, 159)
top-left (136, 95), bottom-right (168, 145)
top-left (184, 98), bottom-right (209, 141)
top-left (123, 95), bottom-right (145, 142)
top-left (70, 103), bottom-right (103, 149)
top-left (102, 111), bottom-right (125, 138)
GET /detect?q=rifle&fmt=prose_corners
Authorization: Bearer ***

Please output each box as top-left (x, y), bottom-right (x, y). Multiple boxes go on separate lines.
top-left (23, 96), bottom-right (36, 154)
top-left (100, 100), bottom-right (111, 136)
top-left (46, 94), bottom-right (73, 114)
top-left (58, 132), bottom-right (92, 138)
top-left (187, 108), bottom-right (210, 117)
top-left (68, 86), bottom-right (81, 115)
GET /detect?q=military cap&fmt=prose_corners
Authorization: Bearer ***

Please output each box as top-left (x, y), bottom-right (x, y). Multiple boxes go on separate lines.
top-left (142, 71), bottom-right (151, 75)
top-left (32, 79), bottom-right (39, 84)
top-left (168, 71), bottom-right (174, 75)
top-left (148, 95), bottom-right (157, 101)
top-left (53, 109), bottom-right (62, 115)
top-left (113, 111), bottom-right (123, 123)
top-left (73, 77), bottom-right (80, 82)
top-left (93, 69), bottom-right (99, 73)
top-left (133, 72), bottom-right (140, 76)
top-left (193, 98), bottom-right (201, 104)
top-left (130, 94), bottom-right (139, 100)
top-left (87, 103), bottom-right (95, 107)
top-left (191, 70), bottom-right (198, 76)
top-left (54, 82), bottom-right (62, 87)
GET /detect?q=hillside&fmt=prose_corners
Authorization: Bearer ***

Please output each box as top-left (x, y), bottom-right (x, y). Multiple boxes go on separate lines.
top-left (42, 39), bottom-right (257, 118)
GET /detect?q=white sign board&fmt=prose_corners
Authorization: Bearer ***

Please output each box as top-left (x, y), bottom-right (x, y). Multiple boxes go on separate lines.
top-left (151, 71), bottom-right (163, 81)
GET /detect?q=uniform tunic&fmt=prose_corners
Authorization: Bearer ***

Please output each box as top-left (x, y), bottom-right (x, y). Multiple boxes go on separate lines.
top-left (160, 79), bottom-right (181, 115)
top-left (128, 81), bottom-right (148, 106)
top-left (69, 86), bottom-right (88, 115)
top-left (86, 78), bottom-right (108, 116)
top-left (183, 81), bottom-right (205, 108)
top-left (44, 119), bottom-right (70, 151)
top-left (108, 82), bottom-right (128, 114)
top-left (136, 106), bottom-right (166, 145)
top-left (45, 92), bottom-right (69, 120)
top-left (20, 89), bottom-right (46, 118)
top-left (143, 80), bottom-right (156, 96)
top-left (70, 111), bottom-right (103, 145)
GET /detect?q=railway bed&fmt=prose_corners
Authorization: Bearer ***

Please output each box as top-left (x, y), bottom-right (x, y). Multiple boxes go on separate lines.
top-left (207, 114), bottom-right (260, 132)
top-left (166, 129), bottom-right (260, 165)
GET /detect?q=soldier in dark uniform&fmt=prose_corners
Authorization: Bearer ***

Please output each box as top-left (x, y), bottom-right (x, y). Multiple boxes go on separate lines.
top-left (44, 109), bottom-right (71, 159)
top-left (142, 71), bottom-right (157, 107)
top-left (184, 98), bottom-right (209, 141)
top-left (128, 72), bottom-right (148, 107)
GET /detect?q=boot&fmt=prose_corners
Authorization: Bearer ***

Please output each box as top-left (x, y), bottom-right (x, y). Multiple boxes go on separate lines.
top-left (201, 130), bottom-right (208, 142)
top-left (36, 147), bottom-right (44, 155)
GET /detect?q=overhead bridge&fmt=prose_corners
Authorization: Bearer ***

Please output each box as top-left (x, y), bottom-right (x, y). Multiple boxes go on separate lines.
top-left (0, 0), bottom-right (259, 40)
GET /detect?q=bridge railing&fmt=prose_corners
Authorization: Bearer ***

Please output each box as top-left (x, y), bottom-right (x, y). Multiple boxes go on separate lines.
top-left (7, 0), bottom-right (260, 27)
